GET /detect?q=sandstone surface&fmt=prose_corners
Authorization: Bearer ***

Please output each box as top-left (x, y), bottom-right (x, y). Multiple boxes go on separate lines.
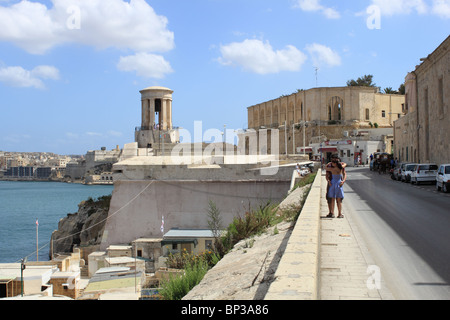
top-left (182, 185), bottom-right (309, 300)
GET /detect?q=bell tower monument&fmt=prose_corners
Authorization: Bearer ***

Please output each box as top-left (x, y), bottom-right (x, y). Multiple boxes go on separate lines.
top-left (135, 86), bottom-right (177, 149)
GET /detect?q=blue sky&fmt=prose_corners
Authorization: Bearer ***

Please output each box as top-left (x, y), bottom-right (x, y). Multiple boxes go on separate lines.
top-left (0, 0), bottom-right (449, 155)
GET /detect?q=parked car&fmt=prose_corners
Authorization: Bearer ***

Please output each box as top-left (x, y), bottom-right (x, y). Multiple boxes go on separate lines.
top-left (410, 163), bottom-right (438, 184)
top-left (401, 163), bottom-right (417, 183)
top-left (436, 164), bottom-right (450, 193)
top-left (393, 164), bottom-right (403, 181)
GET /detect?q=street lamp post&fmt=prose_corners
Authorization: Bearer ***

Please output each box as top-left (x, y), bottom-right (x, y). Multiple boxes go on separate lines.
top-left (20, 257), bottom-right (27, 297)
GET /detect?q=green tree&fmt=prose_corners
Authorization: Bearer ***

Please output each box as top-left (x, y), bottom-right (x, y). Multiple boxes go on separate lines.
top-left (346, 74), bottom-right (376, 87)
top-left (383, 87), bottom-right (398, 94)
top-left (398, 83), bottom-right (405, 95)
top-left (206, 200), bottom-right (223, 254)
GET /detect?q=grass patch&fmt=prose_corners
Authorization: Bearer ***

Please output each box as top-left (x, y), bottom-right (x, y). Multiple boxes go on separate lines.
top-left (292, 172), bottom-right (316, 191)
top-left (219, 202), bottom-right (278, 256)
top-left (159, 260), bottom-right (209, 300)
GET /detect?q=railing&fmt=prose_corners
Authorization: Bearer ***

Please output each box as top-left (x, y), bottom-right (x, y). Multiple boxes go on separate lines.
top-left (136, 126), bottom-right (150, 131)
top-left (135, 126), bottom-right (180, 132)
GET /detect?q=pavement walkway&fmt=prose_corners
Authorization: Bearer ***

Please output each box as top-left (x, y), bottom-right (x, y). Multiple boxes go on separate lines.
top-left (318, 173), bottom-right (394, 300)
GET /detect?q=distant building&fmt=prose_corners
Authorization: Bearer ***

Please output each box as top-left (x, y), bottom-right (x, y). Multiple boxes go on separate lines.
top-left (64, 147), bottom-right (121, 182)
top-left (161, 229), bottom-right (219, 255)
top-left (5, 166), bottom-right (34, 178)
top-left (243, 86), bottom-right (404, 164)
top-left (36, 167), bottom-right (52, 179)
top-left (85, 146), bottom-right (121, 174)
top-left (394, 35), bottom-right (449, 165)
top-left (65, 161), bottom-right (86, 180)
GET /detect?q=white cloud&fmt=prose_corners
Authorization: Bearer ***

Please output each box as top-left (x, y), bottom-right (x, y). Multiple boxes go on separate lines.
top-left (85, 132), bottom-right (103, 137)
top-left (0, 65), bottom-right (59, 89)
top-left (367, 0), bottom-right (450, 18)
top-left (65, 132), bottom-right (79, 139)
top-left (369, 0), bottom-right (427, 16)
top-left (218, 39), bottom-right (307, 74)
top-left (117, 52), bottom-right (174, 78)
top-left (431, 0), bottom-right (450, 18)
top-left (31, 65), bottom-right (60, 80)
top-left (0, 0), bottom-right (174, 54)
top-left (107, 130), bottom-right (123, 137)
top-left (3, 133), bottom-right (31, 144)
top-left (306, 43), bottom-right (342, 68)
top-left (293, 0), bottom-right (340, 19)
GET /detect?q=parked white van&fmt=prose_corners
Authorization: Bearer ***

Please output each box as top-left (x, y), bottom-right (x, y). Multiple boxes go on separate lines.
top-left (436, 164), bottom-right (450, 193)
top-left (411, 163), bottom-right (438, 184)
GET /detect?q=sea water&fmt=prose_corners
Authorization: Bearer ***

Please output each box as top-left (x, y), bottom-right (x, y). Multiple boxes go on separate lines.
top-left (0, 181), bottom-right (113, 263)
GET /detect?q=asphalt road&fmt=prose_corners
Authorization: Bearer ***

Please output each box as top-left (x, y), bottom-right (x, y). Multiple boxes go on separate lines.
top-left (342, 166), bottom-right (450, 300)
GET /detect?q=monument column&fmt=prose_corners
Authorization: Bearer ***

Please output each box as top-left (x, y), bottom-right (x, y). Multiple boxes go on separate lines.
top-left (149, 99), bottom-right (155, 128)
top-left (162, 99), bottom-right (168, 130)
top-left (166, 99), bottom-right (172, 130)
top-left (141, 99), bottom-right (147, 129)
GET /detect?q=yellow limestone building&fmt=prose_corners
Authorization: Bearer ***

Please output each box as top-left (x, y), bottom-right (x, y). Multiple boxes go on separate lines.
top-left (394, 35), bottom-right (450, 165)
top-left (246, 86), bottom-right (405, 158)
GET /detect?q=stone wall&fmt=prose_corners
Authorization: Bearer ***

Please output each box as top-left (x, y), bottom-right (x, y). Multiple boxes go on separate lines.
top-left (394, 36), bottom-right (450, 165)
top-left (100, 180), bottom-right (291, 250)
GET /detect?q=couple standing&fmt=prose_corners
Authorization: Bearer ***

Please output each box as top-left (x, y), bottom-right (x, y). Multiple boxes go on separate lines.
top-left (325, 154), bottom-right (346, 219)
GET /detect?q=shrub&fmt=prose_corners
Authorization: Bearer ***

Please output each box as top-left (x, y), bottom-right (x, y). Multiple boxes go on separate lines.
top-left (219, 202), bottom-right (277, 255)
top-left (160, 260), bottom-right (209, 300)
top-left (166, 249), bottom-right (220, 269)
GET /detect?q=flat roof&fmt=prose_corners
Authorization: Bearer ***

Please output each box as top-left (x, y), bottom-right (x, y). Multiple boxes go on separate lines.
top-left (50, 270), bottom-right (80, 278)
top-left (107, 245), bottom-right (132, 250)
top-left (163, 229), bottom-right (216, 238)
top-left (133, 238), bottom-right (163, 243)
top-left (105, 257), bottom-right (140, 264)
top-left (95, 267), bottom-right (130, 274)
top-left (0, 264), bottom-right (56, 280)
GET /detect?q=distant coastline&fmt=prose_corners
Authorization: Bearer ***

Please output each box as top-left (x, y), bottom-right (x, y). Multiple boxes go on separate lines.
top-left (0, 177), bottom-right (112, 185)
top-left (0, 181), bottom-right (114, 264)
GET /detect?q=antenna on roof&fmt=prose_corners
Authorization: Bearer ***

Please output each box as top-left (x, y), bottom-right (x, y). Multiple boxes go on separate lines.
top-left (315, 67), bottom-right (319, 87)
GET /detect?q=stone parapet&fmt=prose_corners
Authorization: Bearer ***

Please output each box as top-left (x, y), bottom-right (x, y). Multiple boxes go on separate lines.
top-left (264, 169), bottom-right (322, 300)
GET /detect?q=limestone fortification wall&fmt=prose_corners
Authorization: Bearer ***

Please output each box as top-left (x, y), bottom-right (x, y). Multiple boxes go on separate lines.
top-left (100, 180), bottom-right (291, 250)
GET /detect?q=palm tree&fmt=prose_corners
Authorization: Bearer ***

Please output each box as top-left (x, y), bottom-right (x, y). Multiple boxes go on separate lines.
top-left (383, 87), bottom-right (398, 94)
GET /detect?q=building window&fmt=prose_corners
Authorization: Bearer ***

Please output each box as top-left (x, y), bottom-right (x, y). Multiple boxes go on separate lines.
top-left (365, 108), bottom-right (370, 120)
top-left (438, 76), bottom-right (444, 118)
top-left (381, 110), bottom-right (386, 118)
top-left (329, 96), bottom-right (343, 121)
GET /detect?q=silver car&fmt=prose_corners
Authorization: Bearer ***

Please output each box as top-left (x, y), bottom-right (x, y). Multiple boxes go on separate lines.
top-left (401, 163), bottom-right (417, 183)
top-left (411, 163), bottom-right (438, 185)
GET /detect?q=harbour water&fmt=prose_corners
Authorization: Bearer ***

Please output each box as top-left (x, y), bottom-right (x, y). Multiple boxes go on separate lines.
top-left (0, 181), bottom-right (113, 263)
